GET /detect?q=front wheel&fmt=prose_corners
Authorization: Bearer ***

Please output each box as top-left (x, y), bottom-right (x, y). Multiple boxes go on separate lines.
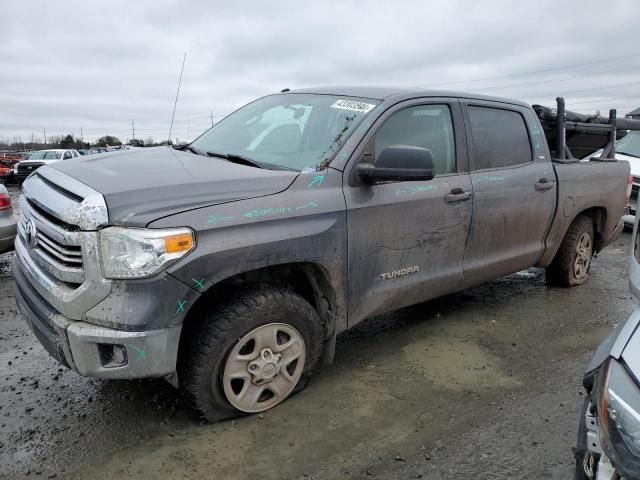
top-left (177, 284), bottom-right (324, 422)
top-left (574, 397), bottom-right (598, 480)
top-left (546, 214), bottom-right (594, 287)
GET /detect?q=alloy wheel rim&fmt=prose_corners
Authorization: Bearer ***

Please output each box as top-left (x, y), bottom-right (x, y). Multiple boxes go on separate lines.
top-left (222, 323), bottom-right (306, 413)
top-left (574, 232), bottom-right (593, 280)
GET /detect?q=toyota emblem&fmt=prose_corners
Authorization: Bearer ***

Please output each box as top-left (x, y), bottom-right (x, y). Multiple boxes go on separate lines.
top-left (24, 218), bottom-right (38, 248)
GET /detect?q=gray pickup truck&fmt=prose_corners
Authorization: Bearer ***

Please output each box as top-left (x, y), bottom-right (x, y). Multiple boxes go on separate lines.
top-left (13, 87), bottom-right (629, 421)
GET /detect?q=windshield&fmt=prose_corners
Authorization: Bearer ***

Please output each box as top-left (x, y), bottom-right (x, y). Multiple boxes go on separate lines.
top-left (616, 131), bottom-right (640, 158)
top-left (28, 151), bottom-right (62, 160)
top-left (190, 94), bottom-right (380, 171)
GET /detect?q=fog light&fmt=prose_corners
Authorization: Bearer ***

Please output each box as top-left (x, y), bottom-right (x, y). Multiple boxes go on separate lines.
top-left (98, 344), bottom-right (128, 368)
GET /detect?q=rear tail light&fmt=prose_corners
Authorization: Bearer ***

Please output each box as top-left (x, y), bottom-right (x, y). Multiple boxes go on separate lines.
top-left (627, 175), bottom-right (634, 205)
top-left (0, 193), bottom-right (12, 211)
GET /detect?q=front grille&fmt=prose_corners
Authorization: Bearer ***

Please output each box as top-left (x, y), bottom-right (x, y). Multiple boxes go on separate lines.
top-left (15, 167), bottom-right (111, 320)
top-left (631, 182), bottom-right (640, 205)
top-left (17, 162), bottom-right (44, 176)
top-left (18, 173), bottom-right (86, 287)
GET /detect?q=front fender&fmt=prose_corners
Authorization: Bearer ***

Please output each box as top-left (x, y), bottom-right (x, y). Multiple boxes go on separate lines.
top-left (150, 169), bottom-right (348, 331)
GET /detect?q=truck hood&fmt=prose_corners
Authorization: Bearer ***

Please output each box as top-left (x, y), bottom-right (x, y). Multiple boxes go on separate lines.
top-left (50, 147), bottom-right (299, 226)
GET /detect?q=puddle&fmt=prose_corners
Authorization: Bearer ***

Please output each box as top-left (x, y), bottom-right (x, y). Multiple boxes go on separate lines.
top-left (558, 324), bottom-right (613, 350)
top-left (403, 336), bottom-right (520, 390)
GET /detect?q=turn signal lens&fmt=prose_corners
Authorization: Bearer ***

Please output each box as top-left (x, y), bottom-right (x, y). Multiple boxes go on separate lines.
top-left (165, 233), bottom-right (194, 253)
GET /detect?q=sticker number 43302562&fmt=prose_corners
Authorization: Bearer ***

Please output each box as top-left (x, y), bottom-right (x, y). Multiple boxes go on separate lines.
top-left (331, 99), bottom-right (376, 113)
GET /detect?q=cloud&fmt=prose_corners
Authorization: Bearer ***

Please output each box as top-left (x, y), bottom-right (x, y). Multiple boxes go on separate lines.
top-left (0, 0), bottom-right (638, 143)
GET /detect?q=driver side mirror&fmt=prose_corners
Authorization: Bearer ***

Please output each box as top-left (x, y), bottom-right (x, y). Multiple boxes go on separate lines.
top-left (357, 145), bottom-right (435, 184)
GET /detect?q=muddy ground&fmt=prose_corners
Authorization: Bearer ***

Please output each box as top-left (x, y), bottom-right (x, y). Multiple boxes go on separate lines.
top-left (0, 184), bottom-right (635, 479)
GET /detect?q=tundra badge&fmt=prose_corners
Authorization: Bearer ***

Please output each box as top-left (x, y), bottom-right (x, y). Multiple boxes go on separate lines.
top-left (379, 266), bottom-right (420, 280)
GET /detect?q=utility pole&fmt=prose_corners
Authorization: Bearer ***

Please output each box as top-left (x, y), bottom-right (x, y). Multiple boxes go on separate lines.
top-left (43, 128), bottom-right (47, 145)
top-left (210, 111), bottom-right (214, 127)
top-left (80, 128), bottom-right (84, 145)
top-left (131, 120), bottom-right (135, 143)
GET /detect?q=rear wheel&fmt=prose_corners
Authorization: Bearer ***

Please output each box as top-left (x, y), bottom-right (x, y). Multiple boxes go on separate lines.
top-left (177, 284), bottom-right (323, 422)
top-left (546, 214), bottom-right (594, 287)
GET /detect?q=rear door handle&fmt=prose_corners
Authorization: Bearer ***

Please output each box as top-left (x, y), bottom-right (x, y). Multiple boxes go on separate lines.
top-left (535, 178), bottom-right (554, 191)
top-left (444, 188), bottom-right (472, 203)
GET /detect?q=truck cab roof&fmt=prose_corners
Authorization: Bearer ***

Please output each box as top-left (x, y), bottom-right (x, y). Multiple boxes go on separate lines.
top-left (286, 86), bottom-right (530, 107)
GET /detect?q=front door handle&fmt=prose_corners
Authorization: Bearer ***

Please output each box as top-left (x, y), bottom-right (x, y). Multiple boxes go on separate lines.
top-left (535, 178), bottom-right (554, 191)
top-left (444, 188), bottom-right (472, 203)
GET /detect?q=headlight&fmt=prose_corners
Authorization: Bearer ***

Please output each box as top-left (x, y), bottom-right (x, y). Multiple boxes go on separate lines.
top-left (598, 360), bottom-right (640, 478)
top-left (99, 227), bottom-right (194, 279)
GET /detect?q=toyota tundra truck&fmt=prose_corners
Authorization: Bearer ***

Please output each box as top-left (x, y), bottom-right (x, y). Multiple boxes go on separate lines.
top-left (13, 87), bottom-right (632, 421)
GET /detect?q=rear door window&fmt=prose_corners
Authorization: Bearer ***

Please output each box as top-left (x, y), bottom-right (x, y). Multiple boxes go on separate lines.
top-left (468, 106), bottom-right (532, 170)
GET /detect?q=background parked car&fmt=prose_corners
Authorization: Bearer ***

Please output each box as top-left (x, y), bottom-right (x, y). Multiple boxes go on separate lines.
top-left (14, 149), bottom-right (80, 185)
top-left (0, 152), bottom-right (25, 184)
top-left (0, 183), bottom-right (17, 252)
top-left (586, 130), bottom-right (640, 228)
top-left (86, 147), bottom-right (109, 155)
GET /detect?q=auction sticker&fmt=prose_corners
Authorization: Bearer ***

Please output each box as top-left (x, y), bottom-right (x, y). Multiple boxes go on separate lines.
top-left (331, 99), bottom-right (376, 113)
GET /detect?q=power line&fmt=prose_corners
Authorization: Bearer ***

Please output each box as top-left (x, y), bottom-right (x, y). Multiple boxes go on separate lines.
top-left (474, 65), bottom-right (640, 92)
top-left (427, 51), bottom-right (640, 87)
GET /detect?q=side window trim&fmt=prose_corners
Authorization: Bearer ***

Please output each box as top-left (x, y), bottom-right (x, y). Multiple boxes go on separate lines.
top-left (461, 101), bottom-right (534, 172)
top-left (347, 98), bottom-right (469, 186)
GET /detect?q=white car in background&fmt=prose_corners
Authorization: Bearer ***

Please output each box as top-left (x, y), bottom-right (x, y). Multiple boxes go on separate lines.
top-left (588, 131), bottom-right (640, 227)
top-left (14, 149), bottom-right (81, 185)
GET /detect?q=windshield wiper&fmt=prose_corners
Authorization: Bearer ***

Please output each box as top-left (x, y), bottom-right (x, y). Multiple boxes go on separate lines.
top-left (617, 151), bottom-right (640, 159)
top-left (206, 151), bottom-right (264, 169)
top-left (173, 144), bottom-right (204, 155)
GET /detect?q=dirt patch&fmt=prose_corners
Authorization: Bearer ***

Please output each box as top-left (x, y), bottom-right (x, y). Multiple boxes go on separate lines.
top-left (0, 233), bottom-right (635, 480)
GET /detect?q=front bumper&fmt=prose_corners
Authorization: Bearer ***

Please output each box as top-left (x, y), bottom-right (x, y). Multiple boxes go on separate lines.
top-left (602, 220), bottom-right (625, 249)
top-left (13, 257), bottom-right (182, 379)
top-left (623, 214), bottom-right (636, 227)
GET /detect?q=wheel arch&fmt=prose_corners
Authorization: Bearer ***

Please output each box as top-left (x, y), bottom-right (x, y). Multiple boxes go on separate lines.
top-left (178, 262), bottom-right (340, 353)
top-left (538, 206), bottom-right (608, 267)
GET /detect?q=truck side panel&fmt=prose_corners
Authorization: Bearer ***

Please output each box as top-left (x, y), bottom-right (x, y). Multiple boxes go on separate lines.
top-left (537, 160), bottom-right (629, 267)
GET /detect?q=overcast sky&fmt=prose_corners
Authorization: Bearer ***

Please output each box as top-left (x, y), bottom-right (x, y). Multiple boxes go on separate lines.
top-left (1, 0), bottom-right (639, 144)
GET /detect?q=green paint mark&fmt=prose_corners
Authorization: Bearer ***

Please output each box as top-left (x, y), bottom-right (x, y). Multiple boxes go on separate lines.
top-left (296, 201), bottom-right (319, 210)
top-left (307, 175), bottom-right (325, 188)
top-left (176, 300), bottom-right (187, 314)
top-left (207, 215), bottom-right (234, 225)
top-left (242, 202), bottom-right (319, 219)
top-left (473, 176), bottom-right (505, 184)
top-left (395, 182), bottom-right (449, 197)
top-left (192, 278), bottom-right (205, 289)
top-left (243, 207), bottom-right (293, 219)
top-left (128, 344), bottom-right (147, 362)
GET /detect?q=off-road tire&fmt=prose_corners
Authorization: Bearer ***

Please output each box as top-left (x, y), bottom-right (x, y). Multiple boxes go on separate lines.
top-left (545, 214), bottom-right (594, 287)
top-left (177, 284), bottom-right (324, 422)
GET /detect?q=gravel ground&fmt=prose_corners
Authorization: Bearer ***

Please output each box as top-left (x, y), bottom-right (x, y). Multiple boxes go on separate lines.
top-left (0, 188), bottom-right (634, 479)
